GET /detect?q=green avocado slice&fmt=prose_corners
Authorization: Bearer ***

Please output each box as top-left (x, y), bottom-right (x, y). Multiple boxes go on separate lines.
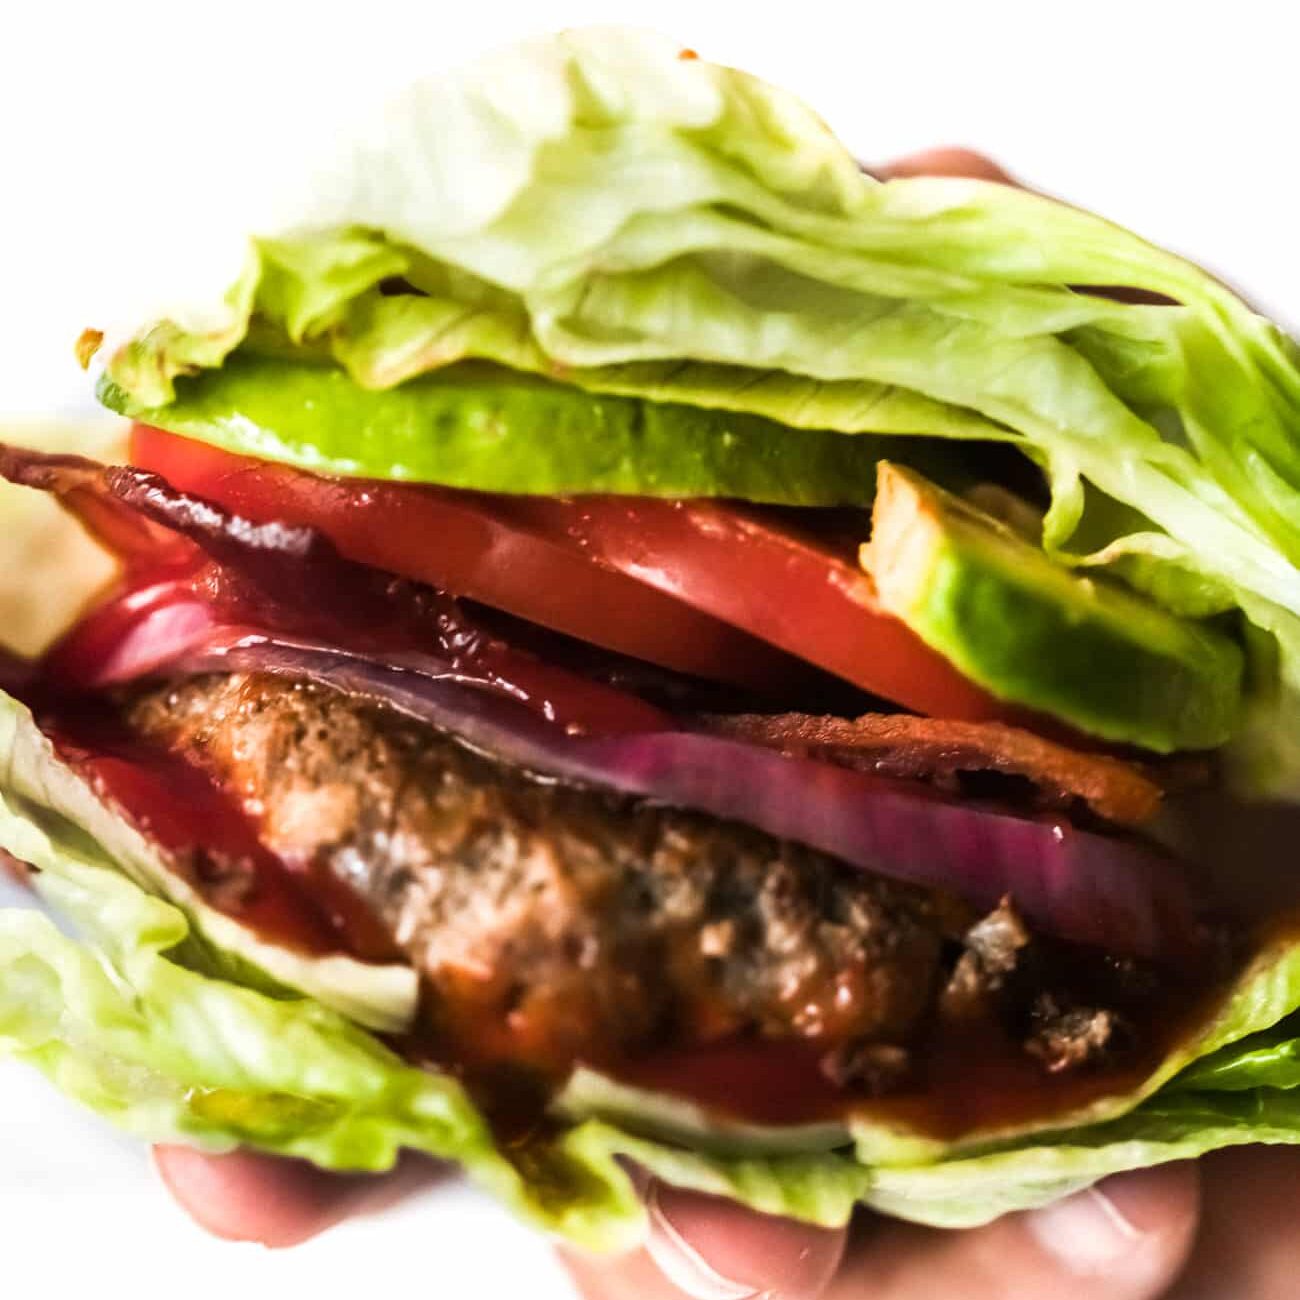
top-left (861, 463), bottom-right (1244, 752)
top-left (98, 351), bottom-right (971, 505)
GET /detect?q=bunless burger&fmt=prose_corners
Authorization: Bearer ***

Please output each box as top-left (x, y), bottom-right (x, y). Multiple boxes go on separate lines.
top-left (2, 28), bottom-right (1299, 1245)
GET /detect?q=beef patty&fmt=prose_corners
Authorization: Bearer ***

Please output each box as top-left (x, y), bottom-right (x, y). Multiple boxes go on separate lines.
top-left (123, 673), bottom-right (1129, 1083)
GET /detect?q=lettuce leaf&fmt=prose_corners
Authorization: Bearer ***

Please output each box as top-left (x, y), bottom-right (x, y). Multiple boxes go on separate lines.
top-left (863, 1087), bottom-right (1300, 1228)
top-left (87, 28), bottom-right (1300, 792)
top-left (0, 689), bottom-right (418, 1034)
top-left (0, 762), bottom-right (874, 1246)
top-left (12, 745), bottom-right (1300, 1239)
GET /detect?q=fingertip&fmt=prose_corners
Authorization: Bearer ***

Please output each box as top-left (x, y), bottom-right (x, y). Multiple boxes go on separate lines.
top-left (875, 147), bottom-right (1017, 184)
top-left (1169, 1145), bottom-right (1300, 1297)
top-left (816, 1162), bottom-right (1200, 1300)
top-left (152, 1146), bottom-right (346, 1247)
top-left (645, 1181), bottom-right (846, 1300)
top-left (1021, 1161), bottom-right (1202, 1294)
top-left (152, 1146), bottom-right (441, 1249)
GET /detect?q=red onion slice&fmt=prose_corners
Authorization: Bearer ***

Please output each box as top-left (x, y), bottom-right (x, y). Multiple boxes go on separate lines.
top-left (2, 443), bottom-right (668, 735)
top-left (188, 639), bottom-right (1208, 965)
top-left (2, 442), bottom-right (1208, 964)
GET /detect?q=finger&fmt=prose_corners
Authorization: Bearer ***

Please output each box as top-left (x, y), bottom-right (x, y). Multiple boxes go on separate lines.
top-left (0, 848), bottom-right (32, 887)
top-left (152, 1145), bottom-right (443, 1248)
top-left (563, 1180), bottom-right (848, 1300)
top-left (822, 1161), bottom-right (1200, 1300)
top-left (1166, 1145), bottom-right (1300, 1299)
top-left (875, 148), bottom-right (1017, 184)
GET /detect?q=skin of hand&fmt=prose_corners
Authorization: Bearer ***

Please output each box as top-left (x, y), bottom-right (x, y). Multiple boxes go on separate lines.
top-left (150, 147), bottom-right (1287, 1298)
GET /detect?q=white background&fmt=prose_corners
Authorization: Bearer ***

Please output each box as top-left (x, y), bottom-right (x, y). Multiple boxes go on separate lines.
top-left (2, 3), bottom-right (1295, 1296)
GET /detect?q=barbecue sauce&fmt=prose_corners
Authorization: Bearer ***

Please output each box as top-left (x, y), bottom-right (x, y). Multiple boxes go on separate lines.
top-left (24, 690), bottom-right (1277, 1150)
top-left (37, 697), bottom-right (400, 964)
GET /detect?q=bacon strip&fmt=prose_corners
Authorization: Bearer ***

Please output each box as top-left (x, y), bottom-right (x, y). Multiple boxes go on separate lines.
top-left (695, 712), bottom-right (1168, 826)
top-left (0, 444), bottom-right (1178, 827)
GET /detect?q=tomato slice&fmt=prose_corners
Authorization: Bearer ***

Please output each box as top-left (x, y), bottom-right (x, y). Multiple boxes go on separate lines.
top-left (131, 426), bottom-right (809, 697)
top-left (506, 496), bottom-right (1018, 723)
top-left (130, 426), bottom-right (1014, 721)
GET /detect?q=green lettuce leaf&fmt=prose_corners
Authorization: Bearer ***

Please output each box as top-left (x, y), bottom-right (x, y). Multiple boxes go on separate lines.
top-left (863, 1087), bottom-right (1300, 1228)
top-left (8, 656), bottom-right (1300, 1236)
top-left (88, 28), bottom-right (1300, 791)
top-left (1174, 1016), bottom-right (1300, 1093)
top-left (12, 751), bottom-right (1300, 1238)
top-left (0, 689), bottom-right (418, 1034)
top-left (0, 762), bottom-right (872, 1246)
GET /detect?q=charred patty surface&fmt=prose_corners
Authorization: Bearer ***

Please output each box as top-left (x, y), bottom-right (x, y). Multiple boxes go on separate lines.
top-left (125, 673), bottom-right (961, 1075)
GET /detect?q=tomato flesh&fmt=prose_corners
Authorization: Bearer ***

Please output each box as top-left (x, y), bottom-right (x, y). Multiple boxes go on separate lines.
top-left (507, 496), bottom-right (1017, 723)
top-left (130, 426), bottom-right (1016, 721)
top-left (131, 426), bottom-right (810, 698)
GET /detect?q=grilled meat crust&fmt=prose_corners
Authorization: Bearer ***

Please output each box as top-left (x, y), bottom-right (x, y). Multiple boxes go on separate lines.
top-left (125, 673), bottom-right (960, 1073)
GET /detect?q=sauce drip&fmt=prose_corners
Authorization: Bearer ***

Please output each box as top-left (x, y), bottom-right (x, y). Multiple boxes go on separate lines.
top-left (605, 960), bottom-right (1233, 1141)
top-left (394, 929), bottom-right (1235, 1147)
top-left (38, 698), bottom-right (399, 964)
top-left (27, 689), bottom-right (1264, 1147)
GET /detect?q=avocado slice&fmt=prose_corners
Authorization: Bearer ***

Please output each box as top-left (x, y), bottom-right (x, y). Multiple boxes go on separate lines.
top-left (861, 463), bottom-right (1243, 752)
top-left (100, 351), bottom-right (969, 505)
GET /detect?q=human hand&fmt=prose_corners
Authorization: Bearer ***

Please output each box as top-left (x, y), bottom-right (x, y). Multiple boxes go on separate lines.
top-left (563, 1146), bottom-right (1300, 1300)
top-left (161, 1143), bottom-right (1278, 1298)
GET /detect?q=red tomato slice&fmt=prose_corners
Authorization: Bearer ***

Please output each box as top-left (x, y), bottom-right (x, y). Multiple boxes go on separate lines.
top-left (505, 495), bottom-right (1017, 724)
top-left (130, 426), bottom-right (1015, 721)
top-left (131, 426), bottom-right (808, 696)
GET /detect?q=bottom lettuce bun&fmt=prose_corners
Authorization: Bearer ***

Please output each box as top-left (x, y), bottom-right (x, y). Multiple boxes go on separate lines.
top-left (5, 28), bottom-right (1300, 1251)
top-left (6, 648), bottom-right (1300, 1248)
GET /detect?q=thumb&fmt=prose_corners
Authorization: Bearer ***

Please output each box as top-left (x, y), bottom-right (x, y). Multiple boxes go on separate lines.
top-left (825, 1161), bottom-right (1202, 1300)
top-left (873, 147), bottom-right (1017, 184)
top-left (564, 1180), bottom-right (847, 1300)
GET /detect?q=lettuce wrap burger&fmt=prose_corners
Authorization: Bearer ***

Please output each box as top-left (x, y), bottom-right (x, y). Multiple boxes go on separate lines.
top-left (4, 27), bottom-right (1300, 1249)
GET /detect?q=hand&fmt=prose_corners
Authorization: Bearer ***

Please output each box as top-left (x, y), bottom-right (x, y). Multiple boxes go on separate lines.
top-left (564, 1162), bottom-right (1198, 1300)
top-left (565, 1147), bottom-right (1300, 1300)
top-left (155, 1143), bottom-right (1300, 1298)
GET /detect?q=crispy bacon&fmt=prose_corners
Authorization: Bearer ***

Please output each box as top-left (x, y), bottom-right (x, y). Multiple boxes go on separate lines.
top-left (694, 711), bottom-right (1168, 826)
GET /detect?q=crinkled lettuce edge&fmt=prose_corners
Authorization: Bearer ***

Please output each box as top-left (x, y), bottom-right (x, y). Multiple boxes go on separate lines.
top-left (8, 689), bottom-right (1300, 1237)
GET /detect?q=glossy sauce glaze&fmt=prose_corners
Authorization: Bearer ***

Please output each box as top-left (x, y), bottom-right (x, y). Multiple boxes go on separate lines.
top-left (25, 689), bottom-right (1259, 1149)
top-left (600, 950), bottom-right (1234, 1141)
top-left (397, 907), bottom-right (1237, 1146)
top-left (394, 952), bottom-right (1231, 1148)
top-left (36, 696), bottom-right (400, 964)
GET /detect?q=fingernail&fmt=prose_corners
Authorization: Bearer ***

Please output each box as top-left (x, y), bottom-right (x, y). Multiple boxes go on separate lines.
top-left (1024, 1172), bottom-right (1160, 1275)
top-left (645, 1181), bottom-right (761, 1300)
